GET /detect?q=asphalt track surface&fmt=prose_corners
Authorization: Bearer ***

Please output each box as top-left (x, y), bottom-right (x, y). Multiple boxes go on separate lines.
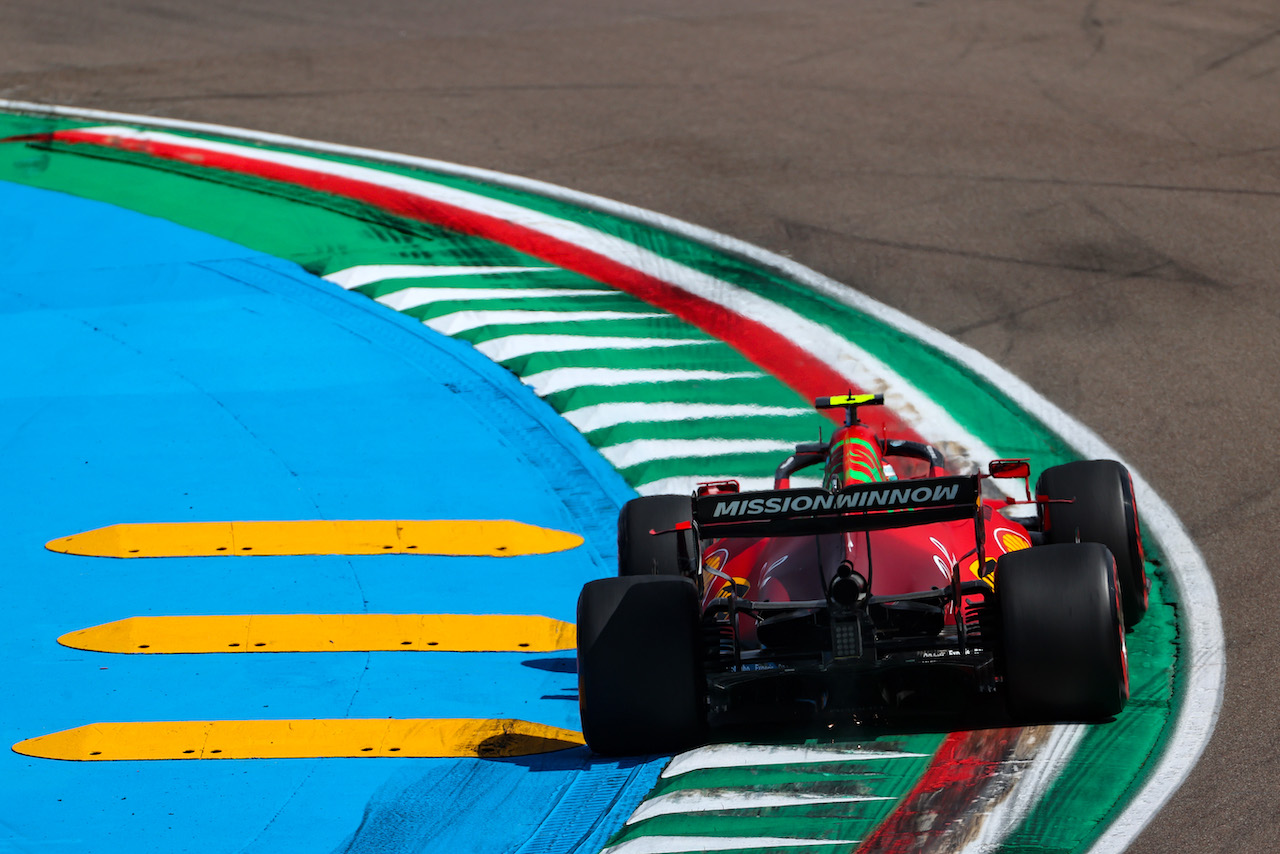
top-left (0, 1), bottom-right (1273, 850)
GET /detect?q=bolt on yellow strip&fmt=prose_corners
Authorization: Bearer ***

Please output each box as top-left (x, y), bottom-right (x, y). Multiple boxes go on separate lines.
top-left (12, 718), bottom-right (585, 761)
top-left (58, 614), bottom-right (576, 654)
top-left (44, 519), bottom-right (583, 558)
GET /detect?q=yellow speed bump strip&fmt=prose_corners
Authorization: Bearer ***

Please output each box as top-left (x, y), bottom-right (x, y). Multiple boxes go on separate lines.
top-left (45, 519), bottom-right (583, 558)
top-left (58, 614), bottom-right (576, 654)
top-left (12, 718), bottom-right (585, 761)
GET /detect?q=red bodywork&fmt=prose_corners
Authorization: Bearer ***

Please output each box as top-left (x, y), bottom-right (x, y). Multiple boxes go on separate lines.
top-left (697, 421), bottom-right (1032, 648)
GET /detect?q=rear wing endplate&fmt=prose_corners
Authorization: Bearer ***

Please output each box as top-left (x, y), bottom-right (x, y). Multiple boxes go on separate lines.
top-left (693, 475), bottom-right (980, 538)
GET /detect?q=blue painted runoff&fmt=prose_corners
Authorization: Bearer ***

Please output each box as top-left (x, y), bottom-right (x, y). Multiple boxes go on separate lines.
top-left (0, 181), bottom-right (662, 854)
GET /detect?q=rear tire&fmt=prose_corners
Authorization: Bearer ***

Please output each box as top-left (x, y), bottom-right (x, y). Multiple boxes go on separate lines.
top-left (577, 576), bottom-right (707, 755)
top-left (998, 543), bottom-right (1128, 722)
top-left (1037, 459), bottom-right (1148, 627)
top-left (617, 495), bottom-right (696, 577)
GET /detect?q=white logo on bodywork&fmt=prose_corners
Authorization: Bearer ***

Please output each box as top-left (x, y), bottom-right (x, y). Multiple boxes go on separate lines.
top-left (930, 536), bottom-right (957, 582)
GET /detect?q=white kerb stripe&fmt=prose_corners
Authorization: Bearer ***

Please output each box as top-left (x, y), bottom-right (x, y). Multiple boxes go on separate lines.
top-left (601, 439), bottom-right (801, 470)
top-left (662, 743), bottom-right (928, 778)
top-left (563, 402), bottom-right (809, 433)
top-left (424, 309), bottom-right (666, 336)
top-left (627, 790), bottom-right (892, 825)
top-left (324, 264), bottom-right (556, 289)
top-left (520, 368), bottom-right (765, 397)
top-left (600, 836), bottom-right (859, 854)
top-left (375, 287), bottom-right (620, 311)
top-left (474, 335), bottom-right (713, 363)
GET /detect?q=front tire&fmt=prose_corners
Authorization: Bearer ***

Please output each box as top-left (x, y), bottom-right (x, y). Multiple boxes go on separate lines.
top-left (997, 543), bottom-right (1128, 722)
top-left (1037, 459), bottom-right (1148, 627)
top-left (576, 576), bottom-right (707, 755)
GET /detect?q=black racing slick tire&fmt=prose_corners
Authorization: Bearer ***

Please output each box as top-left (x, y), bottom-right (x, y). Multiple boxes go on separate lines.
top-left (997, 543), bottom-right (1128, 723)
top-left (576, 576), bottom-right (707, 755)
top-left (617, 494), bottom-right (696, 577)
top-left (1037, 459), bottom-right (1149, 628)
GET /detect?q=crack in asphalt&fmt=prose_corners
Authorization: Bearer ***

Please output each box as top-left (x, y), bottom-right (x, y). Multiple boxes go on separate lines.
top-left (945, 261), bottom-right (1170, 337)
top-left (1204, 24), bottom-right (1280, 73)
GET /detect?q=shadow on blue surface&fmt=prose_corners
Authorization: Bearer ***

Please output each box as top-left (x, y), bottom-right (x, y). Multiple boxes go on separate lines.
top-left (523, 658), bottom-right (579, 674)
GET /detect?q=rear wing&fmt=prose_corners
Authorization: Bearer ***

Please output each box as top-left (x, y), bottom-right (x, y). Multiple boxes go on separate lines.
top-left (693, 475), bottom-right (980, 539)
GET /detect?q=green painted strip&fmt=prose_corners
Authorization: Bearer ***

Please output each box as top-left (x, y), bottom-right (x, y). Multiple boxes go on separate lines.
top-left (0, 126), bottom-right (541, 274)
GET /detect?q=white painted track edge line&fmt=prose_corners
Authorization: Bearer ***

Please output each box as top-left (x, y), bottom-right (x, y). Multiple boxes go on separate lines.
top-left (1078, 487), bottom-right (1223, 854)
top-left (2, 99), bottom-right (1223, 852)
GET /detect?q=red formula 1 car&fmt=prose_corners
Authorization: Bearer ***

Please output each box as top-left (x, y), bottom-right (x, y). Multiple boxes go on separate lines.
top-left (576, 394), bottom-right (1148, 755)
